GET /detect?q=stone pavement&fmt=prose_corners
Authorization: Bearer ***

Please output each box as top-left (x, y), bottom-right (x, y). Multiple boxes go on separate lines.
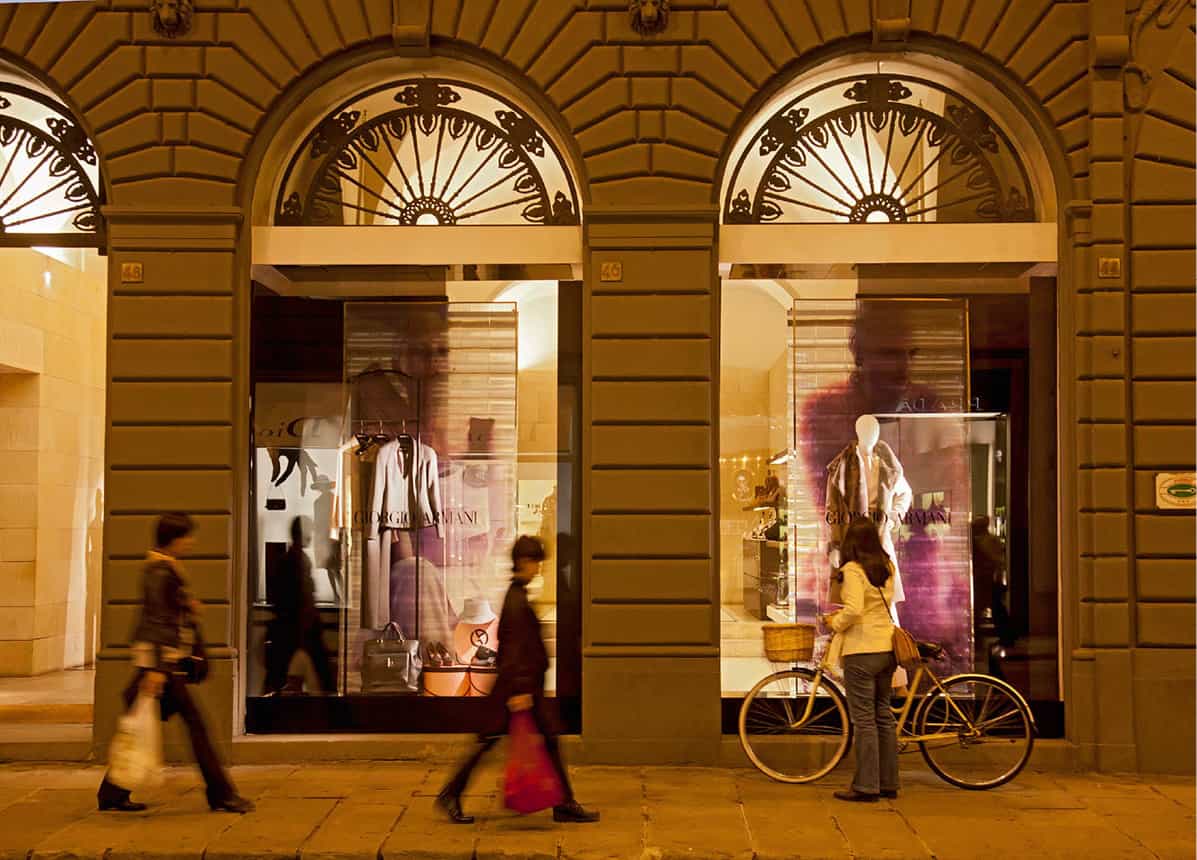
top-left (0, 760), bottom-right (1191, 860)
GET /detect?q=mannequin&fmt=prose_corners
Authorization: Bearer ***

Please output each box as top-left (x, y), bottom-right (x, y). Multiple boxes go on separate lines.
top-left (826, 414), bottom-right (912, 688)
top-left (825, 414), bottom-right (911, 603)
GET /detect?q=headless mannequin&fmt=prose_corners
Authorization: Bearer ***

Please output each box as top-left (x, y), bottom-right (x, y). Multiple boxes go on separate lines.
top-left (828, 415), bottom-right (883, 571)
top-left (834, 414), bottom-right (909, 691)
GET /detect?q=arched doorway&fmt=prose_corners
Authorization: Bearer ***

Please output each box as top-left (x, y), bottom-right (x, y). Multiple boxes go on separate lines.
top-left (716, 53), bottom-right (1065, 734)
top-left (0, 66), bottom-right (106, 732)
top-left (242, 59), bottom-right (585, 734)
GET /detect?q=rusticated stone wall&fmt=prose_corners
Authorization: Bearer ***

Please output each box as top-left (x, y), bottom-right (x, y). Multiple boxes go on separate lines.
top-left (0, 0), bottom-right (1187, 770)
top-left (0, 1), bottom-right (1092, 207)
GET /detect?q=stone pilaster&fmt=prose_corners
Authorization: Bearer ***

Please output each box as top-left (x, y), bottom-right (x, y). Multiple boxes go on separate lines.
top-left (94, 206), bottom-right (244, 759)
top-left (581, 205), bottom-right (721, 763)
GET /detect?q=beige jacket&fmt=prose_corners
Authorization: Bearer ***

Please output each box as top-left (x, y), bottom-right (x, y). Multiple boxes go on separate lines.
top-left (367, 438), bottom-right (442, 537)
top-left (829, 562), bottom-right (895, 657)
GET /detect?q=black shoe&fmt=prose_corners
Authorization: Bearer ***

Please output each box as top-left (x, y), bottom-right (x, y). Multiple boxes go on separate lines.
top-left (210, 795), bottom-right (255, 814)
top-left (98, 798), bottom-right (147, 812)
top-left (553, 801), bottom-right (600, 823)
top-left (436, 791), bottom-right (475, 824)
top-left (881, 789), bottom-right (899, 799)
top-left (834, 789), bottom-right (880, 803)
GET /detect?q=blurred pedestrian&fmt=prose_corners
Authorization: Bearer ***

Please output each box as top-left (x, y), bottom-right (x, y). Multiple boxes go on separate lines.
top-left (97, 512), bottom-right (254, 814)
top-left (437, 535), bottom-right (598, 824)
top-left (821, 517), bottom-right (900, 802)
top-left (264, 516), bottom-right (334, 694)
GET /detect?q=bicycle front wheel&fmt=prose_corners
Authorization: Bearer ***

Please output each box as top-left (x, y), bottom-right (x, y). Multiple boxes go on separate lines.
top-left (916, 673), bottom-right (1034, 789)
top-left (738, 668), bottom-right (851, 784)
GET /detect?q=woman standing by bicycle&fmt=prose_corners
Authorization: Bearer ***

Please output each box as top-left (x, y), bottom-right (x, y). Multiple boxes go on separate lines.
top-left (820, 516), bottom-right (900, 803)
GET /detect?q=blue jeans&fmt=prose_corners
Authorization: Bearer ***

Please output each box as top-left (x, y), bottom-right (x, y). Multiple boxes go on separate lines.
top-left (843, 651), bottom-right (899, 795)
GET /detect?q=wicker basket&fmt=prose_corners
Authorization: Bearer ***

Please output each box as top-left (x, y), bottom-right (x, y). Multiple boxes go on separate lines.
top-left (762, 623), bottom-right (816, 662)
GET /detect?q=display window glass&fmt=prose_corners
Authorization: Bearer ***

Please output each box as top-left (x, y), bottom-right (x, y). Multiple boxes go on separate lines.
top-left (719, 276), bottom-right (1060, 732)
top-left (246, 274), bottom-right (581, 733)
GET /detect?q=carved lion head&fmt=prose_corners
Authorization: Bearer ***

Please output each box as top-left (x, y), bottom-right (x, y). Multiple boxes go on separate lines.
top-left (629, 0), bottom-right (670, 36)
top-left (150, 0), bottom-right (194, 39)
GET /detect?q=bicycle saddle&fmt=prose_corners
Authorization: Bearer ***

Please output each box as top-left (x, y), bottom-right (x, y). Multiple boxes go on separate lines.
top-left (917, 641), bottom-right (944, 660)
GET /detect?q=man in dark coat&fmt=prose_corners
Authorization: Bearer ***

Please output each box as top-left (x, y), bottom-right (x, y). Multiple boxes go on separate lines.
top-left (437, 536), bottom-right (598, 825)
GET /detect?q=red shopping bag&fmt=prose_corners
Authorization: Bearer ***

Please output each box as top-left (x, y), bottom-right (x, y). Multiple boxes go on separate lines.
top-left (504, 710), bottom-right (565, 814)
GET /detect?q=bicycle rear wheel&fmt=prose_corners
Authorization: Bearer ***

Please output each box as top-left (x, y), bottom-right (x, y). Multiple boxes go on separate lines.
top-left (738, 668), bottom-right (851, 784)
top-left (916, 673), bottom-right (1034, 789)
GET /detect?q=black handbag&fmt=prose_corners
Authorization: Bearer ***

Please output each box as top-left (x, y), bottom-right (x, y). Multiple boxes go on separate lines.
top-left (179, 624), bottom-right (209, 684)
top-left (361, 622), bottom-right (421, 694)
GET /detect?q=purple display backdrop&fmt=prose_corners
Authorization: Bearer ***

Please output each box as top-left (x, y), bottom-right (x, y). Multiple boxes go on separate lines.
top-left (790, 298), bottom-right (973, 675)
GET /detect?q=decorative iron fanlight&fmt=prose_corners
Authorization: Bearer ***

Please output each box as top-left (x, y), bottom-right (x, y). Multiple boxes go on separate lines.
top-left (275, 79), bottom-right (580, 227)
top-left (0, 81), bottom-right (102, 245)
top-left (724, 75), bottom-right (1035, 225)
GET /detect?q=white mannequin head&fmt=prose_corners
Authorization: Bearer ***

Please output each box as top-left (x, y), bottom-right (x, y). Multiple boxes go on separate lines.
top-left (855, 414), bottom-right (880, 454)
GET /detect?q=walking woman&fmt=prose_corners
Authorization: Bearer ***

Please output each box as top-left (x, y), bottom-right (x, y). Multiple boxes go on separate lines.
top-left (821, 516), bottom-right (900, 802)
top-left (437, 535), bottom-right (598, 825)
top-left (97, 512), bottom-right (254, 813)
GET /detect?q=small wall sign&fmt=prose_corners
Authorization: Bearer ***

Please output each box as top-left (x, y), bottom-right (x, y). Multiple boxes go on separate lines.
top-left (120, 262), bottom-right (144, 284)
top-left (1098, 256), bottom-right (1122, 278)
top-left (599, 261), bottom-right (623, 282)
top-left (1155, 472), bottom-right (1196, 510)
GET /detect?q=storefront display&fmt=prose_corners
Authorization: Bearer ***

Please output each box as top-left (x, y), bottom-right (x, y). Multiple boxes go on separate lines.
top-left (721, 291), bottom-right (980, 691)
top-left (721, 283), bottom-right (1058, 720)
top-left (246, 279), bottom-right (583, 732)
top-left (338, 301), bottom-right (517, 695)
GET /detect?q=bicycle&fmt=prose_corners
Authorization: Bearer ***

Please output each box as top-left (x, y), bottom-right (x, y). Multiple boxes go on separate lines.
top-left (738, 623), bottom-right (1036, 790)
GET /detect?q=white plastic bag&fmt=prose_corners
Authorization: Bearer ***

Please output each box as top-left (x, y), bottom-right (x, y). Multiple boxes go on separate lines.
top-left (106, 693), bottom-right (165, 792)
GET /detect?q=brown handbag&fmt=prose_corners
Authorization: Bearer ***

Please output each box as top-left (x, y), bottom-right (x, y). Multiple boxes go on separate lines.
top-left (877, 586), bottom-right (922, 672)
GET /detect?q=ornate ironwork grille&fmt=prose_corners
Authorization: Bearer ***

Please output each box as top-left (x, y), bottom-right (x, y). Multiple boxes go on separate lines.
top-left (0, 81), bottom-right (102, 246)
top-left (724, 75), bottom-right (1035, 225)
top-left (275, 79), bottom-right (580, 227)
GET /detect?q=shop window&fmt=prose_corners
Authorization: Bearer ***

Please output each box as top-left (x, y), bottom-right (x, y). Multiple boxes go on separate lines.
top-left (246, 273), bottom-right (582, 733)
top-left (719, 277), bottom-right (1060, 733)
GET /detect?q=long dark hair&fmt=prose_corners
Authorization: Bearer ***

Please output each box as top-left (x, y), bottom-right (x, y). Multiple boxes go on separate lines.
top-left (840, 516), bottom-right (893, 588)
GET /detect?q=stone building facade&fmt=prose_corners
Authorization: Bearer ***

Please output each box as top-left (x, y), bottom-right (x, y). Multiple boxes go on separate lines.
top-left (0, 0), bottom-right (1190, 773)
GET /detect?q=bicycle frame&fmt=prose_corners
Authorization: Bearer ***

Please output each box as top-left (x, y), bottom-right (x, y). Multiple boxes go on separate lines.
top-left (799, 663), bottom-right (986, 746)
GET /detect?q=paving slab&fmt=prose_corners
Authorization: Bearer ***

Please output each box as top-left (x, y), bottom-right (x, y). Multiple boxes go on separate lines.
top-left (0, 789), bottom-right (99, 860)
top-left (0, 783), bottom-right (38, 811)
top-left (1013, 809), bottom-right (1158, 859)
top-left (300, 799), bottom-right (404, 860)
top-left (203, 797), bottom-right (337, 860)
top-left (105, 799), bottom-right (244, 860)
top-left (224, 764), bottom-right (301, 801)
top-left (557, 767), bottom-right (645, 860)
top-left (820, 785), bottom-right (934, 860)
top-left (1086, 797), bottom-right (1197, 860)
top-left (1152, 780), bottom-right (1197, 812)
top-left (644, 769), bottom-right (753, 859)
top-left (29, 780), bottom-right (195, 860)
top-left (738, 774), bottom-right (848, 859)
top-left (476, 802), bottom-right (561, 860)
top-left (381, 796), bottom-right (478, 860)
